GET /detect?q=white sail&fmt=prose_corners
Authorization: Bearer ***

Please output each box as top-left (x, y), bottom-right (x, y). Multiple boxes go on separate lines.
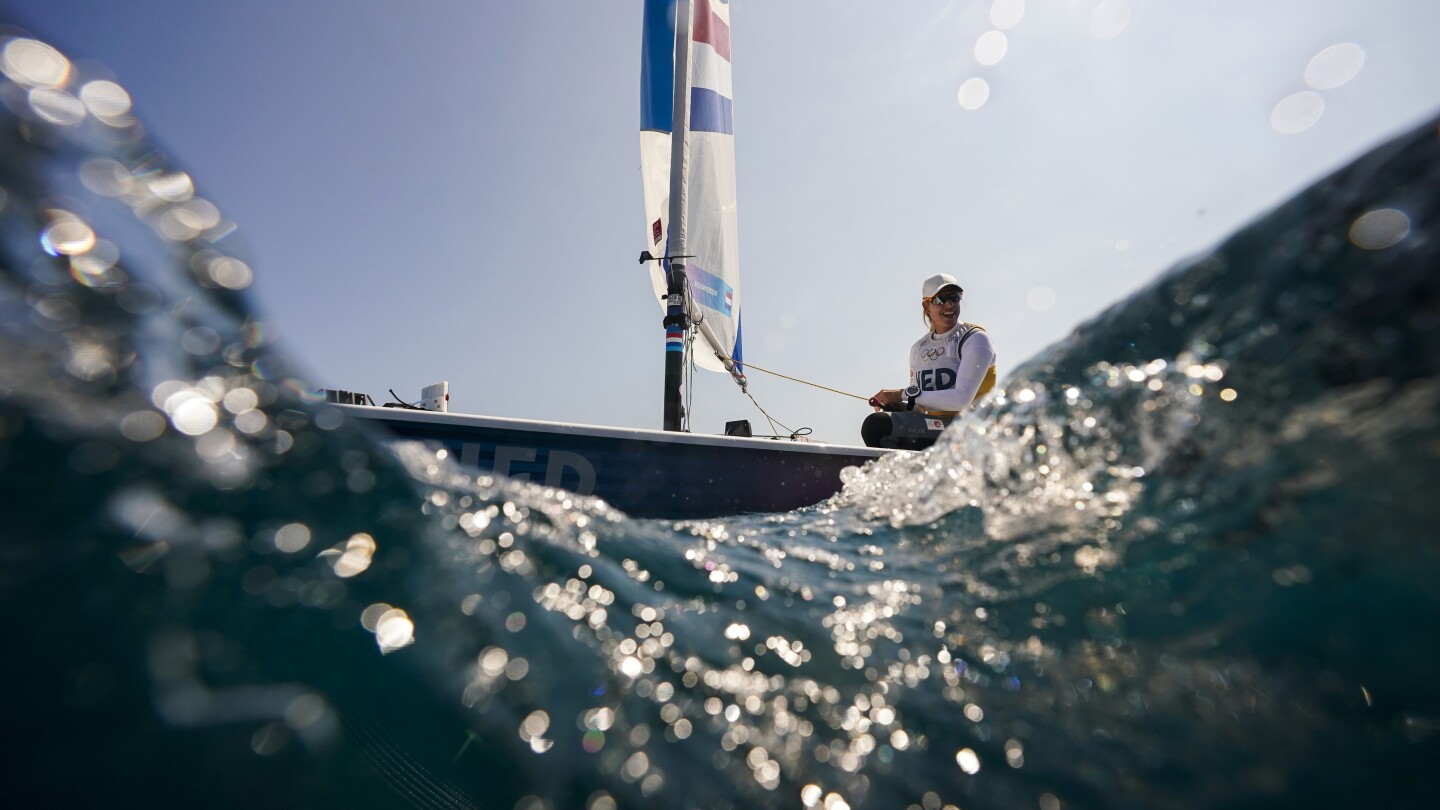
top-left (640, 0), bottom-right (742, 373)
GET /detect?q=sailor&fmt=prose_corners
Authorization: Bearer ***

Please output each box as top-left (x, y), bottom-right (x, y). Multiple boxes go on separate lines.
top-left (863, 273), bottom-right (997, 449)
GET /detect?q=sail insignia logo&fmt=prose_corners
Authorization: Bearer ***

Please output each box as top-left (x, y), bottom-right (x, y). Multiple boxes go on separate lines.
top-left (652, 218), bottom-right (663, 244)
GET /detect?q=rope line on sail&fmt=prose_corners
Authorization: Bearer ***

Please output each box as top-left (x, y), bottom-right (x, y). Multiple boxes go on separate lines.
top-left (744, 388), bottom-right (799, 438)
top-left (683, 283), bottom-right (861, 438)
top-left (690, 344), bottom-right (863, 438)
top-left (726, 359), bottom-right (869, 402)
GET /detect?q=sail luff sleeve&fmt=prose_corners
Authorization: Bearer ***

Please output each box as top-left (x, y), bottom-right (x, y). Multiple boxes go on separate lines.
top-left (666, 0), bottom-right (692, 261)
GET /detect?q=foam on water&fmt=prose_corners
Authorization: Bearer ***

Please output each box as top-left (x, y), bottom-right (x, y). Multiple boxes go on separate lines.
top-left (3, 29), bottom-right (1439, 810)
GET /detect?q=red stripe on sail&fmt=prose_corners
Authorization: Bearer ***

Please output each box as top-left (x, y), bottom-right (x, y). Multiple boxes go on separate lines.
top-left (692, 0), bottom-right (731, 62)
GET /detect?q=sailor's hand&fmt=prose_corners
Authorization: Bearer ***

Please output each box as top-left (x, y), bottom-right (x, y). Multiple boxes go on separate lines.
top-left (869, 388), bottom-right (902, 411)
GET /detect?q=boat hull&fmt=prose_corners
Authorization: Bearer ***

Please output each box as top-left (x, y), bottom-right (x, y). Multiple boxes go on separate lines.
top-left (339, 405), bottom-right (889, 519)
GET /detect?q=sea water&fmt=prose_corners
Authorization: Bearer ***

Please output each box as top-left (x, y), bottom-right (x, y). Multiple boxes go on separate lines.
top-left (3, 34), bottom-right (1439, 810)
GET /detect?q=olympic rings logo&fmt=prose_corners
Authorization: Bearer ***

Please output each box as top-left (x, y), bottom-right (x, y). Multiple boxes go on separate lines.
top-left (923, 347), bottom-right (947, 361)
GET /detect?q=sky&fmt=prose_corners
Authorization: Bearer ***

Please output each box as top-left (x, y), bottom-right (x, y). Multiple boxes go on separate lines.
top-left (6, 0), bottom-right (1440, 445)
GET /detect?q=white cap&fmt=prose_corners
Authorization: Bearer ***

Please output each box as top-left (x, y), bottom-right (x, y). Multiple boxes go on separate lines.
top-left (922, 273), bottom-right (963, 299)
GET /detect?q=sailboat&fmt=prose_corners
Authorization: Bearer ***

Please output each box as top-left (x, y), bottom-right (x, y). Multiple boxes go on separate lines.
top-left (334, 0), bottom-right (888, 519)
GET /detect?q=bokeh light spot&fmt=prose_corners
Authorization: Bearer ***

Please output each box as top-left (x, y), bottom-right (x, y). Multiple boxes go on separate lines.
top-left (169, 396), bottom-right (218, 436)
top-left (1270, 91), bottom-right (1324, 134)
top-left (28, 88), bottom-right (86, 126)
top-left (1, 38), bottom-right (71, 88)
top-left (40, 215), bottom-right (96, 256)
top-left (327, 533), bottom-right (376, 578)
top-left (206, 256), bottom-right (254, 290)
top-left (275, 522), bottom-right (312, 553)
top-left (80, 80), bottom-right (133, 119)
top-left (1089, 0), bottom-right (1131, 39)
top-left (375, 608), bottom-right (416, 653)
top-left (69, 239), bottom-right (120, 285)
top-left (1027, 286), bottom-right (1056, 312)
top-left (957, 78), bottom-right (991, 111)
top-left (1305, 42), bottom-right (1365, 90)
top-left (1348, 208), bottom-right (1410, 250)
top-left (120, 411), bottom-right (167, 442)
top-left (79, 158), bottom-right (133, 197)
top-left (148, 172), bottom-right (195, 202)
top-left (975, 31), bottom-right (1008, 66)
top-left (990, 0), bottom-right (1025, 30)
top-left (582, 729), bottom-right (606, 753)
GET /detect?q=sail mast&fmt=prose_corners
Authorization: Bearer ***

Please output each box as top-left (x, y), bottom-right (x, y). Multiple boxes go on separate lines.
top-left (661, 0), bottom-right (693, 432)
top-left (642, 0), bottom-right (744, 430)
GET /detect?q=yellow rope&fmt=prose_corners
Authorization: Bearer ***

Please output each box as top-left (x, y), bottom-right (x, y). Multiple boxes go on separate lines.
top-left (738, 361), bottom-right (869, 401)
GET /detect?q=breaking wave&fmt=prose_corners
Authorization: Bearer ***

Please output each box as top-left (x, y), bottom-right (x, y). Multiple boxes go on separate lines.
top-left (3, 30), bottom-right (1439, 810)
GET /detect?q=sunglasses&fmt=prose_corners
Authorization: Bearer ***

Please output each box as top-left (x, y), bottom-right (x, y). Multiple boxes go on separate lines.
top-left (926, 291), bottom-right (963, 305)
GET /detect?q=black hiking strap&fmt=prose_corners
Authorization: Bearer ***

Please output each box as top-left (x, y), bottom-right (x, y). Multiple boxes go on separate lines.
top-left (956, 324), bottom-right (980, 355)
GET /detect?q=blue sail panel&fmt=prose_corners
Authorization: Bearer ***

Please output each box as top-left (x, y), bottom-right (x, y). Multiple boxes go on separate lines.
top-left (640, 0), bottom-right (676, 311)
top-left (640, 0), bottom-right (674, 134)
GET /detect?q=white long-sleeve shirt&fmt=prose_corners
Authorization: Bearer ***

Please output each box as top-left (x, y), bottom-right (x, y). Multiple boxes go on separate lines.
top-left (907, 323), bottom-right (996, 415)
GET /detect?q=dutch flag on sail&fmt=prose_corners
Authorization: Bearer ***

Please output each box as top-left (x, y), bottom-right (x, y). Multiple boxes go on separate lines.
top-left (639, 0), bottom-right (743, 377)
top-left (689, 0), bottom-right (733, 135)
